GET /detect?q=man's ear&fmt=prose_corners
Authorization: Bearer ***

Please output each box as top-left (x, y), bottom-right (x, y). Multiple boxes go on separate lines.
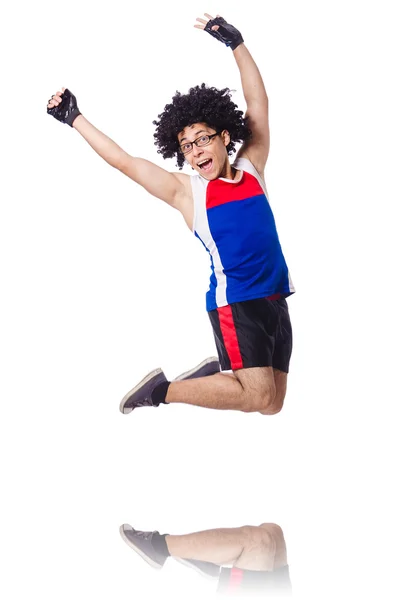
top-left (221, 130), bottom-right (231, 146)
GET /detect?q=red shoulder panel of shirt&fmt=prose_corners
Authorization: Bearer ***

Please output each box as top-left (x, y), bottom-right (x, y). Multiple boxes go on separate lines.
top-left (206, 171), bottom-right (264, 209)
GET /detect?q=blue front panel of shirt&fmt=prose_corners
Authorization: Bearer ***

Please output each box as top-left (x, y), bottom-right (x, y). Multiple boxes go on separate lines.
top-left (207, 194), bottom-right (289, 304)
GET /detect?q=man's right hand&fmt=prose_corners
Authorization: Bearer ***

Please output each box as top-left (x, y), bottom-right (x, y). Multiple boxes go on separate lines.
top-left (45, 88), bottom-right (191, 218)
top-left (47, 87), bottom-right (81, 127)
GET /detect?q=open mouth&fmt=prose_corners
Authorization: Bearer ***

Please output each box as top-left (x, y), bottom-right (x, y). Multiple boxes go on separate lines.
top-left (197, 158), bottom-right (213, 172)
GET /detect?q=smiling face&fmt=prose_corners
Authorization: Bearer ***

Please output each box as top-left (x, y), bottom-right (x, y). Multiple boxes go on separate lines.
top-left (177, 122), bottom-right (231, 180)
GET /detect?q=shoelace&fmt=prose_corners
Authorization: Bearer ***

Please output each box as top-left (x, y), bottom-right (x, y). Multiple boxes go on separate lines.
top-left (131, 529), bottom-right (156, 540)
top-left (133, 398), bottom-right (153, 408)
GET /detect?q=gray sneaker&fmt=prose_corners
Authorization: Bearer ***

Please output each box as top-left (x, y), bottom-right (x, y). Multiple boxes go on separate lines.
top-left (173, 357), bottom-right (220, 381)
top-left (119, 368), bottom-right (167, 414)
top-left (173, 556), bottom-right (220, 579)
top-left (119, 524), bottom-right (167, 569)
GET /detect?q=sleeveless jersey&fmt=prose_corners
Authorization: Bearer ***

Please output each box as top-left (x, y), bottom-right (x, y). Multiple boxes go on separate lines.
top-left (190, 157), bottom-right (295, 312)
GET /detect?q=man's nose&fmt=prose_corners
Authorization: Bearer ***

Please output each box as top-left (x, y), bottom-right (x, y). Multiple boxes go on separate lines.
top-left (192, 144), bottom-right (204, 156)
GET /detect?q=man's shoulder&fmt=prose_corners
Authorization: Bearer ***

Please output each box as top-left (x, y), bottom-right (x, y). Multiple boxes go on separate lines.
top-left (233, 154), bottom-right (265, 181)
top-left (173, 171), bottom-right (191, 183)
top-left (171, 171), bottom-right (194, 208)
top-left (232, 155), bottom-right (253, 172)
top-left (234, 152), bottom-right (265, 180)
top-left (173, 171), bottom-right (193, 191)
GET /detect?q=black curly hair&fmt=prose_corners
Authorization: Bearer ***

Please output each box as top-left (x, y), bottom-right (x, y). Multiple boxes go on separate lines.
top-left (153, 83), bottom-right (252, 169)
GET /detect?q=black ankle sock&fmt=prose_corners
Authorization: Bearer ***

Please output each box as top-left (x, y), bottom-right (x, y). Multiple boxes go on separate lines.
top-left (152, 381), bottom-right (171, 405)
top-left (151, 533), bottom-right (170, 557)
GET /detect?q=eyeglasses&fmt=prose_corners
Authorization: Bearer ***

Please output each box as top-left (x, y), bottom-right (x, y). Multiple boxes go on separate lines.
top-left (179, 132), bottom-right (221, 155)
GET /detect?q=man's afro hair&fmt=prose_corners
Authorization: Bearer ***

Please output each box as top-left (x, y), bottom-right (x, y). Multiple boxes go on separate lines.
top-left (153, 83), bottom-right (252, 169)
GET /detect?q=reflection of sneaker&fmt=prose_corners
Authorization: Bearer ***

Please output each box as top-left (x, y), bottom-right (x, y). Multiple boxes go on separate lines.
top-left (173, 357), bottom-right (220, 381)
top-left (173, 557), bottom-right (220, 579)
top-left (119, 524), bottom-right (167, 569)
top-left (119, 368), bottom-right (167, 414)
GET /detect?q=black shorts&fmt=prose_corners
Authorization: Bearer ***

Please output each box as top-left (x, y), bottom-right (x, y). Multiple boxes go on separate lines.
top-left (208, 296), bottom-right (292, 373)
top-left (217, 566), bottom-right (292, 596)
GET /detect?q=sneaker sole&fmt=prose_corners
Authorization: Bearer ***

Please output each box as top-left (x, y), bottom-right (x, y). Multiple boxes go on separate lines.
top-left (119, 368), bottom-right (163, 414)
top-left (119, 525), bottom-right (163, 569)
top-left (173, 357), bottom-right (220, 381)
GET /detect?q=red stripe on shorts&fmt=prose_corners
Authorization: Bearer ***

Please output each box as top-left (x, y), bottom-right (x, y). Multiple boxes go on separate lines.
top-left (229, 567), bottom-right (244, 590)
top-left (217, 305), bottom-right (243, 371)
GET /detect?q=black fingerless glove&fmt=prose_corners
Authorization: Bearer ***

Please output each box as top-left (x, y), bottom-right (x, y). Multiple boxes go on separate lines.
top-left (204, 17), bottom-right (244, 50)
top-left (47, 88), bottom-right (81, 127)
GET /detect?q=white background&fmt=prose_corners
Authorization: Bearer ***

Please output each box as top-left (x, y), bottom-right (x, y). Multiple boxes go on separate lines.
top-left (1, 0), bottom-right (396, 598)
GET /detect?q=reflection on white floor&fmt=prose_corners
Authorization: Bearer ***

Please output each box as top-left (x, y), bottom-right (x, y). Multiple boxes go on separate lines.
top-left (120, 521), bottom-right (292, 598)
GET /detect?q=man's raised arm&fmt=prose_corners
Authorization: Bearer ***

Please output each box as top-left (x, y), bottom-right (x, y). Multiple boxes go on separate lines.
top-left (47, 88), bottom-right (189, 210)
top-left (196, 14), bottom-right (270, 175)
top-left (233, 43), bottom-right (270, 174)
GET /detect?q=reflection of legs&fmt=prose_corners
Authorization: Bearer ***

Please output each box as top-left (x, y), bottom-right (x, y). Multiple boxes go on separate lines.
top-left (257, 523), bottom-right (288, 570)
top-left (166, 524), bottom-right (287, 571)
top-left (166, 367), bottom-right (284, 414)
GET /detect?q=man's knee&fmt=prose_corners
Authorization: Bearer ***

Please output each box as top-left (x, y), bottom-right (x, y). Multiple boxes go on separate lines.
top-left (235, 368), bottom-right (280, 413)
top-left (243, 386), bottom-right (276, 413)
top-left (238, 526), bottom-right (273, 550)
top-left (262, 395), bottom-right (285, 415)
top-left (233, 526), bottom-right (276, 569)
top-left (259, 385), bottom-right (286, 415)
top-left (259, 523), bottom-right (284, 539)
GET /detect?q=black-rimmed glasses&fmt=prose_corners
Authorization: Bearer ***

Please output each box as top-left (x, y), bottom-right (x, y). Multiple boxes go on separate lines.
top-left (179, 132), bottom-right (221, 155)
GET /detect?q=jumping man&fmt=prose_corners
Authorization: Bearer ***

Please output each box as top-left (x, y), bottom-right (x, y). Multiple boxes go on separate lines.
top-left (47, 14), bottom-right (295, 415)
